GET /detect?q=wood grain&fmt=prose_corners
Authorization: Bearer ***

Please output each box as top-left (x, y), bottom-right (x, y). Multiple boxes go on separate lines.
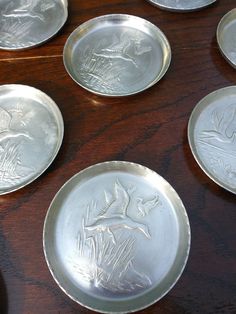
top-left (0, 0), bottom-right (236, 313)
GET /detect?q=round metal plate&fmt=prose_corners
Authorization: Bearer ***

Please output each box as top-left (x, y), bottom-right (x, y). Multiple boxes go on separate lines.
top-left (0, 0), bottom-right (68, 50)
top-left (145, 0), bottom-right (216, 12)
top-left (43, 161), bottom-right (190, 313)
top-left (188, 86), bottom-right (236, 194)
top-left (63, 14), bottom-right (171, 97)
top-left (217, 9), bottom-right (236, 69)
top-left (0, 84), bottom-right (63, 195)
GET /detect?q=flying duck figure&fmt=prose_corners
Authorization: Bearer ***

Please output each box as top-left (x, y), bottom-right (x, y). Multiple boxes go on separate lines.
top-left (137, 194), bottom-right (160, 217)
top-left (84, 180), bottom-right (151, 244)
top-left (93, 32), bottom-right (140, 68)
top-left (0, 107), bottom-right (32, 143)
top-left (3, 0), bottom-right (44, 22)
top-left (200, 107), bottom-right (236, 144)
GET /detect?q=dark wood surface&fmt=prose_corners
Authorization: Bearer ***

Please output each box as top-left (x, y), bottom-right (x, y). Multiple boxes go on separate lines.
top-left (0, 1), bottom-right (236, 313)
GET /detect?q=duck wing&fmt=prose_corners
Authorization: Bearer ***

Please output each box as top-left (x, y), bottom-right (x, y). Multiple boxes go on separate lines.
top-left (0, 107), bottom-right (11, 133)
top-left (109, 33), bottom-right (125, 50)
top-left (100, 180), bottom-right (130, 218)
top-left (97, 191), bottom-right (114, 217)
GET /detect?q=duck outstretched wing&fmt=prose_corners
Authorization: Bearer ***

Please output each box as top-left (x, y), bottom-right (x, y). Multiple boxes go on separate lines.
top-left (0, 107), bottom-right (11, 133)
top-left (99, 179), bottom-right (130, 218)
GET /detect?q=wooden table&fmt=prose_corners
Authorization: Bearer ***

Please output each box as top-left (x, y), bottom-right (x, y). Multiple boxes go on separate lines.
top-left (0, 1), bottom-right (236, 313)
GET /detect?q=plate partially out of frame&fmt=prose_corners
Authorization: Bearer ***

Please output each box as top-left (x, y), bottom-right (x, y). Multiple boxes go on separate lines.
top-left (43, 161), bottom-right (190, 313)
top-left (146, 0), bottom-right (216, 12)
top-left (0, 84), bottom-right (63, 195)
top-left (188, 86), bottom-right (236, 194)
top-left (217, 8), bottom-right (236, 69)
top-left (63, 14), bottom-right (171, 96)
top-left (0, 0), bottom-right (68, 50)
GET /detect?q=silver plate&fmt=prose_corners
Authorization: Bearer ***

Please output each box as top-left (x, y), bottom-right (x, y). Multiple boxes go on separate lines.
top-left (146, 0), bottom-right (216, 12)
top-left (0, 84), bottom-right (63, 195)
top-left (43, 161), bottom-right (190, 313)
top-left (188, 86), bottom-right (236, 194)
top-left (63, 14), bottom-right (171, 97)
top-left (217, 9), bottom-right (236, 69)
top-left (0, 0), bottom-right (68, 50)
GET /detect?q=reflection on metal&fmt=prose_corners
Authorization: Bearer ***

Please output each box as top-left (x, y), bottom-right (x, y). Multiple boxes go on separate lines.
top-left (43, 161), bottom-right (191, 313)
top-left (71, 179), bottom-right (155, 293)
top-left (188, 86), bottom-right (236, 193)
top-left (0, 0), bottom-right (67, 50)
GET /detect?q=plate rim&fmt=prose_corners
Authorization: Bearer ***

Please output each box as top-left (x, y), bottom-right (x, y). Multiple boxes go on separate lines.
top-left (188, 85), bottom-right (236, 194)
top-left (0, 84), bottom-right (64, 195)
top-left (145, 0), bottom-right (217, 12)
top-left (0, 0), bottom-right (68, 51)
top-left (216, 8), bottom-right (236, 69)
top-left (63, 14), bottom-right (172, 97)
top-left (43, 160), bottom-right (191, 313)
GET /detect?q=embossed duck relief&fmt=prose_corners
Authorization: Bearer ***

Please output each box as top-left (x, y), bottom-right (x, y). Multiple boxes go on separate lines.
top-left (200, 106), bottom-right (236, 144)
top-left (0, 142), bottom-right (21, 182)
top-left (210, 157), bottom-right (236, 187)
top-left (0, 106), bottom-right (33, 184)
top-left (84, 180), bottom-right (151, 244)
top-left (197, 105), bottom-right (236, 187)
top-left (0, 106), bottom-right (32, 143)
top-left (0, 0), bottom-right (56, 47)
top-left (74, 230), bottom-right (151, 292)
top-left (79, 31), bottom-right (152, 94)
top-left (2, 0), bottom-right (54, 22)
top-left (93, 32), bottom-right (152, 68)
top-left (71, 179), bottom-right (161, 293)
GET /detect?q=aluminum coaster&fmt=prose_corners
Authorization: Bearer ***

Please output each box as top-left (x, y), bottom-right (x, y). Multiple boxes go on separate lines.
top-left (63, 14), bottom-right (171, 96)
top-left (0, 85), bottom-right (63, 195)
top-left (146, 0), bottom-right (216, 12)
top-left (43, 161), bottom-right (190, 313)
top-left (188, 86), bottom-right (236, 194)
top-left (0, 0), bottom-right (68, 50)
top-left (217, 9), bottom-right (236, 69)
